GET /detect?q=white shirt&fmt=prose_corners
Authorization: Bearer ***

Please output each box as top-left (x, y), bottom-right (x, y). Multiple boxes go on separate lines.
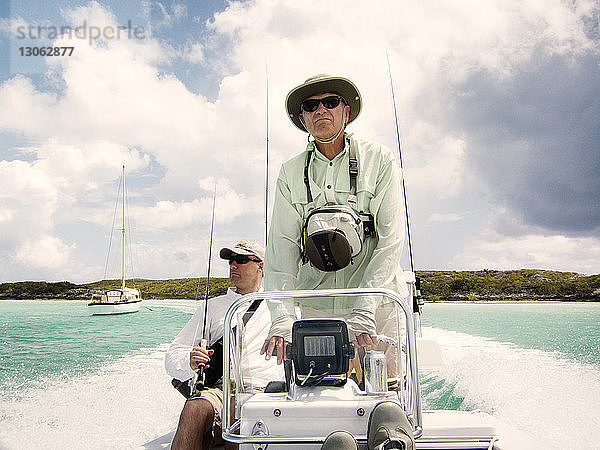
top-left (165, 287), bottom-right (283, 386)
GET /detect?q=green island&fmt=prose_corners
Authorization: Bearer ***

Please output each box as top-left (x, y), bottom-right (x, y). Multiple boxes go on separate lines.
top-left (1, 269), bottom-right (598, 301)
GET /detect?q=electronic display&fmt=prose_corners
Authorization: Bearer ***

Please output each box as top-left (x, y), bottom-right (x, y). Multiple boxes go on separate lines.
top-left (304, 335), bottom-right (336, 357)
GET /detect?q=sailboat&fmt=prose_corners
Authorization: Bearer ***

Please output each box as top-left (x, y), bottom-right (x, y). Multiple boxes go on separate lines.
top-left (88, 165), bottom-right (142, 315)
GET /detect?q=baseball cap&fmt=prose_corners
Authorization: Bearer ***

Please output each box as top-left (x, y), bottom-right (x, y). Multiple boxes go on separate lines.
top-left (219, 241), bottom-right (265, 261)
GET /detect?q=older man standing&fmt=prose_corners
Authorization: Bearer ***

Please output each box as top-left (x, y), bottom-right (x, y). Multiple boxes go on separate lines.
top-left (260, 74), bottom-right (414, 450)
top-left (262, 74), bottom-right (408, 361)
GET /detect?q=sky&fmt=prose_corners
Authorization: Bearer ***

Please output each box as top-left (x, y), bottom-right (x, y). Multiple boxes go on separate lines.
top-left (0, 0), bottom-right (598, 283)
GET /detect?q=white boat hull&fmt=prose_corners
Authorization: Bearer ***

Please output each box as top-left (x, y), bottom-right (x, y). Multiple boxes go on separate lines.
top-left (88, 299), bottom-right (142, 315)
top-left (237, 387), bottom-right (539, 449)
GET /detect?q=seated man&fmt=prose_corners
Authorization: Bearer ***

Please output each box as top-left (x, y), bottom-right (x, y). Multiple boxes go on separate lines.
top-left (165, 241), bottom-right (281, 449)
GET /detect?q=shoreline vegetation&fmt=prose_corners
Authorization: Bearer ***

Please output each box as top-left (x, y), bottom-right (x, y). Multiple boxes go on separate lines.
top-left (1, 269), bottom-right (599, 302)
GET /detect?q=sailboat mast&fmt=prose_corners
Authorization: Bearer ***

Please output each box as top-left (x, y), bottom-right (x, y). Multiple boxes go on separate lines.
top-left (121, 164), bottom-right (126, 291)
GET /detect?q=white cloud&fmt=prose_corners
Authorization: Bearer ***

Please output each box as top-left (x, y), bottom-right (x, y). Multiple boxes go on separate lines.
top-left (152, 1), bottom-right (187, 30)
top-left (452, 230), bottom-right (600, 275)
top-left (15, 235), bottom-right (75, 270)
top-left (183, 42), bottom-right (204, 63)
top-left (1, 0), bottom-right (598, 281)
top-left (0, 15), bottom-right (29, 38)
top-left (404, 127), bottom-right (468, 199)
top-left (426, 213), bottom-right (464, 225)
top-left (0, 159), bottom-right (60, 240)
top-left (0, 140), bottom-right (149, 279)
top-left (62, 0), bottom-right (118, 31)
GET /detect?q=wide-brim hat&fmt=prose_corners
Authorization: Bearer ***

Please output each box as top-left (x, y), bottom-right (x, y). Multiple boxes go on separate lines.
top-left (219, 241), bottom-right (265, 261)
top-left (286, 74), bottom-right (362, 132)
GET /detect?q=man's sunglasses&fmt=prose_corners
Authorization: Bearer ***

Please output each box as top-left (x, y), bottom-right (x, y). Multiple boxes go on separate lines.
top-left (228, 254), bottom-right (261, 265)
top-left (300, 95), bottom-right (344, 113)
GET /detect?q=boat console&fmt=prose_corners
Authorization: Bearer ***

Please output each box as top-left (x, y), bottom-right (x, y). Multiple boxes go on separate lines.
top-left (220, 282), bottom-right (508, 449)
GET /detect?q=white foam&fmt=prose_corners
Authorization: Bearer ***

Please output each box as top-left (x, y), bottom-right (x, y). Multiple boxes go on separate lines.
top-left (0, 344), bottom-right (185, 449)
top-left (3, 309), bottom-right (597, 449)
top-left (422, 327), bottom-right (600, 450)
top-left (144, 299), bottom-right (200, 314)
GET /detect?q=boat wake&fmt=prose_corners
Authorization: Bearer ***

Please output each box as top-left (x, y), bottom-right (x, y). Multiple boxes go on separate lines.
top-left (0, 344), bottom-right (183, 450)
top-left (422, 326), bottom-right (600, 450)
top-left (2, 320), bottom-right (598, 449)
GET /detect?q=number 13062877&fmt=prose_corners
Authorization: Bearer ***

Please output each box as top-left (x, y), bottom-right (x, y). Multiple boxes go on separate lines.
top-left (19, 47), bottom-right (74, 56)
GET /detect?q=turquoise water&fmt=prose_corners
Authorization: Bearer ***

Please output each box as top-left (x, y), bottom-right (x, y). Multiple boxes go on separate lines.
top-left (0, 299), bottom-right (599, 449)
top-left (0, 300), bottom-right (192, 397)
top-left (417, 302), bottom-right (600, 449)
top-left (0, 299), bottom-right (196, 450)
top-left (419, 302), bottom-right (600, 412)
top-left (420, 302), bottom-right (600, 365)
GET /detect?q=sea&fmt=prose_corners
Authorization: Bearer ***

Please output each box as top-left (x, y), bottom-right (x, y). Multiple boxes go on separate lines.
top-left (1, 300), bottom-right (599, 449)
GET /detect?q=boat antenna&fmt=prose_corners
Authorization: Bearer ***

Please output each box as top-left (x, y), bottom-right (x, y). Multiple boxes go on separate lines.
top-left (191, 181), bottom-right (217, 394)
top-left (386, 50), bottom-right (422, 317)
top-left (264, 59), bottom-right (269, 247)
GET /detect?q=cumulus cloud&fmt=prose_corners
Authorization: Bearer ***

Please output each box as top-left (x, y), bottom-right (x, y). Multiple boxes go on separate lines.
top-left (182, 42), bottom-right (204, 63)
top-left (15, 235), bottom-right (75, 270)
top-left (441, 52), bottom-right (600, 236)
top-left (453, 229), bottom-right (600, 275)
top-left (1, 0), bottom-right (599, 281)
top-left (426, 213), bottom-right (464, 225)
top-left (151, 1), bottom-right (187, 30)
top-left (139, 176), bottom-right (258, 230)
top-left (0, 2), bottom-right (261, 280)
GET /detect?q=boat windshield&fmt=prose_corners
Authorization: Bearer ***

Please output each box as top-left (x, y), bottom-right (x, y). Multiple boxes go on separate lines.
top-left (222, 287), bottom-right (420, 444)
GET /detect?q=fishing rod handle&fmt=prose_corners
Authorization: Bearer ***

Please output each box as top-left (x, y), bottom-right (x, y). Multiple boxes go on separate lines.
top-left (191, 338), bottom-right (208, 396)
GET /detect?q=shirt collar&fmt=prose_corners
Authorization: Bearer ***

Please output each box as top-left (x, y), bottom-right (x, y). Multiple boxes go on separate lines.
top-left (227, 286), bottom-right (264, 297)
top-left (307, 133), bottom-right (351, 162)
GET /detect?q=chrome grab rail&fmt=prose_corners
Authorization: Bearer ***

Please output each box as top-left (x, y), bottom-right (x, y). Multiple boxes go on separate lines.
top-left (222, 286), bottom-right (422, 444)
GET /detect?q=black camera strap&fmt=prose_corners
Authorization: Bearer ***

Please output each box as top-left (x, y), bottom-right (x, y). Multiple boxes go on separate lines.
top-left (304, 136), bottom-right (357, 205)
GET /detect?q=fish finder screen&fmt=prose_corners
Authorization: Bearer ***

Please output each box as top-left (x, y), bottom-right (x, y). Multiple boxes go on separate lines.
top-left (304, 335), bottom-right (336, 356)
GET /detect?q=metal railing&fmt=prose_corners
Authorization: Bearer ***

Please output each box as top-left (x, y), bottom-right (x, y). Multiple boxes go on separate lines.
top-left (222, 287), bottom-right (422, 445)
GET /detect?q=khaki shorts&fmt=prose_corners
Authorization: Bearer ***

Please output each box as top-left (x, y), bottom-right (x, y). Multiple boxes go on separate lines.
top-left (189, 386), bottom-right (224, 446)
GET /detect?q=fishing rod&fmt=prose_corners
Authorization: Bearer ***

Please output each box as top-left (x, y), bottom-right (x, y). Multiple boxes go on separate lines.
top-left (265, 60), bottom-right (269, 247)
top-left (190, 181), bottom-right (217, 395)
top-left (386, 51), bottom-right (423, 319)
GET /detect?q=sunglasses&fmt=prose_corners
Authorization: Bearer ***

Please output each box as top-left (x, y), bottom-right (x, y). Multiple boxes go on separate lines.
top-left (300, 95), bottom-right (344, 113)
top-left (228, 254), bottom-right (261, 265)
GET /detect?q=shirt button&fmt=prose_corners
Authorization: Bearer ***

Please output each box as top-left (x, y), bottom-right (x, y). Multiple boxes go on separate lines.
top-left (329, 162), bottom-right (333, 166)
top-left (327, 185), bottom-right (332, 189)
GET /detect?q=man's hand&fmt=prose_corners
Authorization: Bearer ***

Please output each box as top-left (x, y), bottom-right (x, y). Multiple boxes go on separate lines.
top-left (354, 332), bottom-right (379, 348)
top-left (189, 346), bottom-right (214, 371)
top-left (260, 336), bottom-right (287, 365)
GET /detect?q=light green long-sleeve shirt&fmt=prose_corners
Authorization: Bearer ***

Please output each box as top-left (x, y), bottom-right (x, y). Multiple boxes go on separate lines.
top-left (264, 134), bottom-right (407, 340)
